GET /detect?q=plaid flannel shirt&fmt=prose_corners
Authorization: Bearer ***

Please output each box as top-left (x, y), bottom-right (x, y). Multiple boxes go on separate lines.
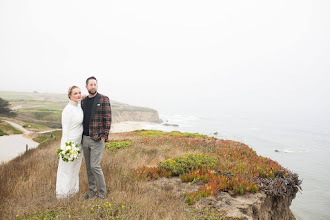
top-left (81, 93), bottom-right (112, 142)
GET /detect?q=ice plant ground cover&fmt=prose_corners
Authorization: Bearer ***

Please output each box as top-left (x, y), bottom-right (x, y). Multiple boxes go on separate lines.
top-left (134, 130), bottom-right (301, 204)
top-left (0, 129), bottom-right (300, 219)
top-left (106, 140), bottom-right (132, 151)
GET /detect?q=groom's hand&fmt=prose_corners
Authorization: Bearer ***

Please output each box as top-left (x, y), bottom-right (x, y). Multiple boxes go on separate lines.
top-left (101, 137), bottom-right (105, 143)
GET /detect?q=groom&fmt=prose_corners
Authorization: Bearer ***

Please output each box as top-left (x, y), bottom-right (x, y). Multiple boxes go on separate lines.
top-left (81, 76), bottom-right (111, 199)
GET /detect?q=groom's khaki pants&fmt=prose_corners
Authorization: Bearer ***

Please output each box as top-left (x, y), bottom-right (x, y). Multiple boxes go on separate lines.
top-left (82, 135), bottom-right (107, 195)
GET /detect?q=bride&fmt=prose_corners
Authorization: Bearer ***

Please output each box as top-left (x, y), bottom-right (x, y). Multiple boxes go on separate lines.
top-left (56, 86), bottom-right (84, 199)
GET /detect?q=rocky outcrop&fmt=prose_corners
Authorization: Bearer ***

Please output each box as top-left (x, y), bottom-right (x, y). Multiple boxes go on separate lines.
top-left (111, 102), bottom-right (161, 123)
top-left (112, 110), bottom-right (160, 123)
top-left (148, 177), bottom-right (298, 220)
top-left (198, 191), bottom-right (296, 220)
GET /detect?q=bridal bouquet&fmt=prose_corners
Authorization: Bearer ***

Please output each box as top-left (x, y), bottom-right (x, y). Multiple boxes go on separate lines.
top-left (57, 141), bottom-right (81, 162)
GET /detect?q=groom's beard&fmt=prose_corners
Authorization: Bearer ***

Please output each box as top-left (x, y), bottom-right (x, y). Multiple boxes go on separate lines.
top-left (88, 90), bottom-right (97, 95)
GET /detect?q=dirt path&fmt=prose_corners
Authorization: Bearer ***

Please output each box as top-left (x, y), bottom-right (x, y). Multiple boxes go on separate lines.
top-left (4, 120), bottom-right (60, 134)
top-left (4, 120), bottom-right (33, 134)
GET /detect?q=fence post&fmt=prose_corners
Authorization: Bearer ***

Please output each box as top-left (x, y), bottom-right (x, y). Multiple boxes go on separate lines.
top-left (26, 144), bottom-right (29, 152)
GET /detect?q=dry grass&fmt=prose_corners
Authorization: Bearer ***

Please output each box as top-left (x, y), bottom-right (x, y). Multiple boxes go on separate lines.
top-left (0, 130), bottom-right (300, 220)
top-left (0, 132), bottom-right (209, 220)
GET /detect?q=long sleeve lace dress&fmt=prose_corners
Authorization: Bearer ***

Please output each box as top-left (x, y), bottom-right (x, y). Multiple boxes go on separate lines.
top-left (56, 100), bottom-right (83, 199)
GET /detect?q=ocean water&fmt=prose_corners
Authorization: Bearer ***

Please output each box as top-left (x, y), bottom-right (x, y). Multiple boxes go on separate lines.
top-left (144, 114), bottom-right (330, 220)
top-left (0, 134), bottom-right (39, 163)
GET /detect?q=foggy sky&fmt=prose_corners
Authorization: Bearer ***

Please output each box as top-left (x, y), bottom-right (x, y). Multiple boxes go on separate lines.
top-left (1, 0), bottom-right (329, 121)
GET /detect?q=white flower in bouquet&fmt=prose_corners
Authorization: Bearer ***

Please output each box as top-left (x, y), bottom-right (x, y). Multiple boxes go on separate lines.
top-left (57, 141), bottom-right (81, 162)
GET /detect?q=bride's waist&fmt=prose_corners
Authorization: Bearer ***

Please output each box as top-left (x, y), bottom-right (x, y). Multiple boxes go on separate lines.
top-left (67, 133), bottom-right (83, 142)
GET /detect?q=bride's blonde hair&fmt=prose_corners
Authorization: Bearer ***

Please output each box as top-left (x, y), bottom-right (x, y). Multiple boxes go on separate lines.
top-left (68, 86), bottom-right (79, 99)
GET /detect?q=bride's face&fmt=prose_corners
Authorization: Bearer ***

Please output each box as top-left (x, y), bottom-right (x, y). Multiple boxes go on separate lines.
top-left (70, 88), bottom-right (81, 102)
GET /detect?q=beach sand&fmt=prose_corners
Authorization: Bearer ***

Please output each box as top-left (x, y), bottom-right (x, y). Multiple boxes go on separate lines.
top-left (110, 121), bottom-right (158, 133)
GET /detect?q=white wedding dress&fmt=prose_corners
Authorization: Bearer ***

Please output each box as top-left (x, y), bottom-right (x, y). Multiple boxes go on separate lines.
top-left (56, 100), bottom-right (83, 199)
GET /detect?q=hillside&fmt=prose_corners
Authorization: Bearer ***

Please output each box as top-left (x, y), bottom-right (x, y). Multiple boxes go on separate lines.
top-left (0, 130), bottom-right (301, 219)
top-left (0, 120), bottom-right (23, 136)
top-left (0, 91), bottom-right (160, 130)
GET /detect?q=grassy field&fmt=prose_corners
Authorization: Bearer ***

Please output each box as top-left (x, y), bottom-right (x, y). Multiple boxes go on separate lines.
top-left (0, 120), bottom-right (23, 136)
top-left (32, 130), bottom-right (62, 147)
top-left (0, 91), bottom-right (68, 129)
top-left (0, 130), bottom-right (300, 219)
top-left (0, 91), bottom-right (68, 103)
top-left (22, 123), bottom-right (49, 131)
top-left (0, 91), bottom-right (160, 129)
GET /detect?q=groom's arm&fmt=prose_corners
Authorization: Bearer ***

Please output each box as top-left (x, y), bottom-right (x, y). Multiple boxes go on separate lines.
top-left (101, 96), bottom-right (111, 143)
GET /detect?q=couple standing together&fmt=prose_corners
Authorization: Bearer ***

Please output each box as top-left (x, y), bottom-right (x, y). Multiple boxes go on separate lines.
top-left (56, 76), bottom-right (111, 200)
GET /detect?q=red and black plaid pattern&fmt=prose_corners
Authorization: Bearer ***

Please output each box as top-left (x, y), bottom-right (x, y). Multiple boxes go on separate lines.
top-left (82, 93), bottom-right (111, 142)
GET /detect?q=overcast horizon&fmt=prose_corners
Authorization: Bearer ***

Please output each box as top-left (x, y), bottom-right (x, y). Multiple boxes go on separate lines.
top-left (1, 0), bottom-right (329, 123)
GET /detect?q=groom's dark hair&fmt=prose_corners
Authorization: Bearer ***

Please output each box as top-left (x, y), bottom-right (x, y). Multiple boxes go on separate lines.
top-left (86, 76), bottom-right (97, 85)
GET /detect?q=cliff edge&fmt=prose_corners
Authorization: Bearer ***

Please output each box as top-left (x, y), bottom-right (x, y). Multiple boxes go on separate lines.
top-left (111, 101), bottom-right (161, 123)
top-left (149, 174), bottom-right (299, 220)
top-left (0, 130), bottom-right (301, 219)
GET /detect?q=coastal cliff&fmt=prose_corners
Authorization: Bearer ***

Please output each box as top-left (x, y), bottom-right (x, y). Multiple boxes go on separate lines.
top-left (111, 102), bottom-right (161, 123)
top-left (0, 92), bottom-right (161, 128)
top-left (0, 92), bottom-right (301, 219)
top-left (0, 130), bottom-right (301, 219)
top-left (150, 175), bottom-right (299, 219)
top-left (197, 191), bottom-right (297, 219)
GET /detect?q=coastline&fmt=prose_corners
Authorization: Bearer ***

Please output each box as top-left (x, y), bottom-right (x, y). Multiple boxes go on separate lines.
top-left (0, 121), bottom-right (157, 164)
top-left (0, 134), bottom-right (39, 163)
top-left (0, 121), bottom-right (301, 219)
top-left (110, 121), bottom-right (158, 133)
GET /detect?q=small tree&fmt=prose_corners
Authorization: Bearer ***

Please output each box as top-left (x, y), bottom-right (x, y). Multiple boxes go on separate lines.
top-left (0, 98), bottom-right (16, 117)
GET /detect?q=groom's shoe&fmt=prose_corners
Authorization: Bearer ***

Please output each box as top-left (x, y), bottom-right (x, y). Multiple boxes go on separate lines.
top-left (98, 193), bottom-right (106, 199)
top-left (84, 191), bottom-right (96, 200)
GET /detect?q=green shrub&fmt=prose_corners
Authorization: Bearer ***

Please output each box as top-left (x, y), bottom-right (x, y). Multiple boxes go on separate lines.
top-left (134, 130), bottom-right (208, 138)
top-left (134, 130), bottom-right (166, 137)
top-left (106, 141), bottom-right (131, 150)
top-left (0, 128), bottom-right (8, 136)
top-left (168, 131), bottom-right (207, 138)
top-left (160, 153), bottom-right (217, 176)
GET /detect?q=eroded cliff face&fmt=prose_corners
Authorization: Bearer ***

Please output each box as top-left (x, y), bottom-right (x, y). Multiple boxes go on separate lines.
top-left (197, 191), bottom-right (296, 220)
top-left (110, 101), bottom-right (161, 123)
top-left (148, 177), bottom-right (298, 220)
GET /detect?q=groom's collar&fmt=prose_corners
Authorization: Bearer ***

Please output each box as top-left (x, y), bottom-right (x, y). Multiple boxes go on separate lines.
top-left (88, 92), bottom-right (98, 98)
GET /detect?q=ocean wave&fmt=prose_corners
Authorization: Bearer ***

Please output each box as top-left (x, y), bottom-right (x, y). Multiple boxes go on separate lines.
top-left (160, 114), bottom-right (199, 119)
top-left (282, 149), bottom-right (307, 153)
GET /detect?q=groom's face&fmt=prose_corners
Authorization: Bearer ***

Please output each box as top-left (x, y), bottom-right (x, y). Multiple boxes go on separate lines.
top-left (86, 79), bottom-right (98, 95)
